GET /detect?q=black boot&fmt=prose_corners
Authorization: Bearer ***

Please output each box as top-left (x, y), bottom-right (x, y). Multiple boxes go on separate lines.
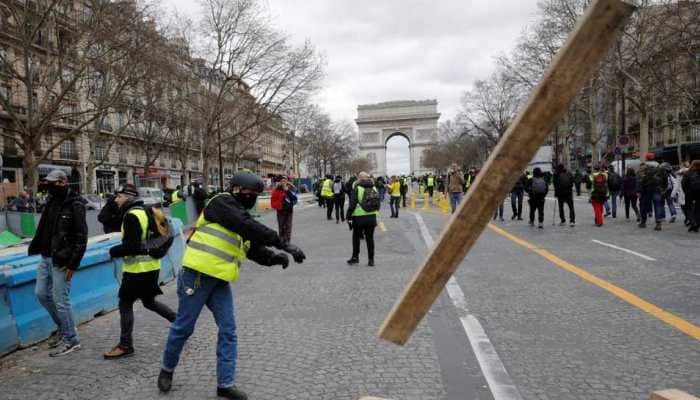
top-left (368, 259), bottom-right (375, 267)
top-left (347, 258), bottom-right (359, 265)
top-left (158, 369), bottom-right (173, 393)
top-left (217, 386), bottom-right (248, 400)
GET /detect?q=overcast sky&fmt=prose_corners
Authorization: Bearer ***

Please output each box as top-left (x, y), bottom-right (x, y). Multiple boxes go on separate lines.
top-left (162, 0), bottom-right (541, 174)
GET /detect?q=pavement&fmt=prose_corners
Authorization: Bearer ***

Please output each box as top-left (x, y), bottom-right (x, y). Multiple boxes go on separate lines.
top-left (0, 192), bottom-right (698, 399)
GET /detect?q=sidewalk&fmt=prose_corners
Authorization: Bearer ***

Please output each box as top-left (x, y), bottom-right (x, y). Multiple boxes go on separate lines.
top-left (0, 205), bottom-right (446, 400)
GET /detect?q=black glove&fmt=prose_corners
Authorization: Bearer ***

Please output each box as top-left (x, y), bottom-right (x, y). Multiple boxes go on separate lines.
top-left (347, 220), bottom-right (353, 231)
top-left (282, 243), bottom-right (306, 263)
top-left (270, 252), bottom-right (290, 269)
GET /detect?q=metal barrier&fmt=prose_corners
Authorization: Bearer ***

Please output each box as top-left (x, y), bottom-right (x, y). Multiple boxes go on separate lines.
top-left (0, 219), bottom-right (184, 356)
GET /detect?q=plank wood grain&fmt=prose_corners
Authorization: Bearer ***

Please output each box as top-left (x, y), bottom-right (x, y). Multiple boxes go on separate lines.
top-left (379, 0), bottom-right (636, 345)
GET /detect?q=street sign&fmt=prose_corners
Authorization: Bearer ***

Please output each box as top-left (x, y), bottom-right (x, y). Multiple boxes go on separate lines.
top-left (618, 135), bottom-right (630, 146)
top-left (614, 146), bottom-right (622, 156)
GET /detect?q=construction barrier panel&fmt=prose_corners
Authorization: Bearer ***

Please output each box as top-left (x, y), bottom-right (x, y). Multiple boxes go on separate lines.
top-left (0, 219), bottom-right (185, 356)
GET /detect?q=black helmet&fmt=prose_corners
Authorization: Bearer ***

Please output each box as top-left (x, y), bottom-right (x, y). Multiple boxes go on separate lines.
top-left (229, 171), bottom-right (264, 193)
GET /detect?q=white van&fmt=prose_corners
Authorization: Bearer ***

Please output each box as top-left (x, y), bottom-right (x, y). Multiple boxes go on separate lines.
top-left (137, 187), bottom-right (164, 207)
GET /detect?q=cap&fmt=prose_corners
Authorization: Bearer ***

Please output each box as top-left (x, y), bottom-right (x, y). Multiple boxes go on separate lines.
top-left (116, 183), bottom-right (139, 197)
top-left (45, 169), bottom-right (68, 182)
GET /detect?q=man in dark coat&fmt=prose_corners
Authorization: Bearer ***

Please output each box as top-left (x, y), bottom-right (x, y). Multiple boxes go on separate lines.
top-left (29, 170), bottom-right (87, 357)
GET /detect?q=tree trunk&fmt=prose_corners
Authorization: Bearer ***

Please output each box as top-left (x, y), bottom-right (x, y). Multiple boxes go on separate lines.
top-left (639, 109), bottom-right (649, 159)
top-left (22, 150), bottom-right (39, 194)
top-left (84, 151), bottom-right (96, 194)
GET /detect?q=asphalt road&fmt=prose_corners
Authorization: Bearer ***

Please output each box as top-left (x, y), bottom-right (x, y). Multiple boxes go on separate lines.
top-left (0, 193), bottom-right (697, 399)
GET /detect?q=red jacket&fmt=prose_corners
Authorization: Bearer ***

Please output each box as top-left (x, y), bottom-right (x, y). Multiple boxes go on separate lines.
top-left (271, 188), bottom-right (285, 210)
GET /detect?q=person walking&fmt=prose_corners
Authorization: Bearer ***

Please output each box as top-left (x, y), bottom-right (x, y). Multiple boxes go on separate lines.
top-left (590, 165), bottom-right (609, 227)
top-left (464, 168), bottom-right (476, 193)
top-left (682, 160), bottom-right (700, 232)
top-left (554, 164), bottom-right (576, 226)
top-left (29, 170), bottom-right (87, 357)
top-left (158, 172), bottom-right (306, 399)
top-left (400, 175), bottom-right (409, 207)
top-left (376, 176), bottom-right (387, 203)
top-left (672, 166), bottom-right (689, 227)
top-left (527, 168), bottom-right (548, 229)
top-left (447, 163), bottom-right (465, 214)
top-left (98, 193), bottom-right (123, 234)
top-left (426, 173), bottom-right (435, 200)
top-left (332, 175), bottom-right (345, 224)
top-left (659, 163), bottom-right (677, 223)
top-left (388, 176), bottom-right (401, 218)
top-left (606, 165), bottom-right (623, 218)
top-left (622, 168), bottom-right (640, 221)
top-left (510, 173), bottom-right (526, 220)
top-left (346, 172), bottom-right (379, 266)
top-left (638, 162), bottom-right (666, 231)
top-left (192, 182), bottom-right (208, 216)
top-left (103, 184), bottom-right (176, 359)
top-left (321, 174), bottom-right (334, 220)
top-left (271, 176), bottom-right (297, 244)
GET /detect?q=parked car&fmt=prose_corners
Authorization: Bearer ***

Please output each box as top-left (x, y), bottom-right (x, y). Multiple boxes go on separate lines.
top-left (137, 187), bottom-right (163, 207)
top-left (82, 194), bottom-right (105, 210)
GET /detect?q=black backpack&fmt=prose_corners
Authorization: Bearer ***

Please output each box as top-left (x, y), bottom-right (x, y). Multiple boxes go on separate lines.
top-left (359, 187), bottom-right (380, 213)
top-left (133, 206), bottom-right (175, 259)
top-left (607, 172), bottom-right (622, 192)
top-left (531, 177), bottom-right (547, 195)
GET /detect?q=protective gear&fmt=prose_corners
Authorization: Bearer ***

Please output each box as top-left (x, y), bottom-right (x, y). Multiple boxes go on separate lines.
top-left (121, 208), bottom-right (160, 274)
top-left (171, 191), bottom-right (182, 204)
top-left (182, 194), bottom-right (251, 282)
top-left (281, 243), bottom-right (306, 263)
top-left (48, 185), bottom-right (68, 198)
top-left (229, 171), bottom-right (264, 193)
top-left (321, 178), bottom-right (334, 198)
top-left (233, 192), bottom-right (258, 210)
top-left (352, 186), bottom-right (379, 217)
top-left (270, 252), bottom-right (290, 269)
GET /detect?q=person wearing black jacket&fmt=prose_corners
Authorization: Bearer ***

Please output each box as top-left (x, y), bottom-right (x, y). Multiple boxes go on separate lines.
top-left (622, 168), bottom-right (640, 221)
top-left (554, 164), bottom-right (576, 226)
top-left (346, 172), bottom-right (378, 267)
top-left (606, 165), bottom-right (623, 218)
top-left (98, 194), bottom-right (123, 233)
top-left (104, 184), bottom-right (176, 359)
top-left (573, 170), bottom-right (583, 196)
top-left (159, 172), bottom-right (306, 400)
top-left (191, 182), bottom-right (208, 216)
top-left (510, 173), bottom-right (526, 220)
top-left (29, 170), bottom-right (87, 357)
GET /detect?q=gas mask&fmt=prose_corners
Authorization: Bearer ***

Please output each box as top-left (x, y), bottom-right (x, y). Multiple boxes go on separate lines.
top-left (48, 184), bottom-right (68, 198)
top-left (234, 192), bottom-right (258, 210)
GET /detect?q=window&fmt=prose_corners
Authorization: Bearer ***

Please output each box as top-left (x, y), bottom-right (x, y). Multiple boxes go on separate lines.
top-left (2, 132), bottom-right (17, 156)
top-left (191, 159), bottom-right (199, 171)
top-left (95, 143), bottom-right (108, 161)
top-left (59, 140), bottom-right (78, 160)
top-left (119, 145), bottom-right (127, 164)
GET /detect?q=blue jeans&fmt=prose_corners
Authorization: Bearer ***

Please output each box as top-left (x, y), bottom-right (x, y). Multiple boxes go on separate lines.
top-left (35, 257), bottom-right (79, 346)
top-left (449, 192), bottom-right (462, 213)
top-left (609, 191), bottom-right (620, 216)
top-left (162, 268), bottom-right (237, 388)
top-left (663, 193), bottom-right (677, 217)
top-left (640, 189), bottom-right (665, 224)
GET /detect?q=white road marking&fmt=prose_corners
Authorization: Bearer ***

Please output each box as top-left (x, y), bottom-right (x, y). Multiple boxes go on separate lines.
top-left (413, 212), bottom-right (523, 400)
top-left (591, 239), bottom-right (656, 261)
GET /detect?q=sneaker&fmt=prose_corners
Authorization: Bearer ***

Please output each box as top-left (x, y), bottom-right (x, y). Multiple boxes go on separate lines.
top-left (538, 223), bottom-right (543, 229)
top-left (669, 216), bottom-right (676, 223)
top-left (47, 330), bottom-right (62, 349)
top-left (570, 222), bottom-right (576, 227)
top-left (346, 258), bottom-right (359, 265)
top-left (559, 221), bottom-right (566, 226)
top-left (638, 222), bottom-right (646, 228)
top-left (217, 386), bottom-right (248, 400)
top-left (517, 217), bottom-right (523, 221)
top-left (104, 344), bottom-right (135, 359)
top-left (368, 260), bottom-right (375, 267)
top-left (158, 369), bottom-right (173, 393)
top-left (49, 343), bottom-right (81, 357)
top-left (511, 215), bottom-right (517, 220)
top-left (654, 222), bottom-right (662, 231)
top-left (529, 221), bottom-right (534, 226)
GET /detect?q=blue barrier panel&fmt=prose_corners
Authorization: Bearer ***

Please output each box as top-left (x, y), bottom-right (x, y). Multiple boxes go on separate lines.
top-left (0, 219), bottom-right (184, 355)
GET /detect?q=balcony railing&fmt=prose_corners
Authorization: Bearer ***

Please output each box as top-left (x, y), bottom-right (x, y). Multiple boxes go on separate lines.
top-left (59, 150), bottom-right (79, 160)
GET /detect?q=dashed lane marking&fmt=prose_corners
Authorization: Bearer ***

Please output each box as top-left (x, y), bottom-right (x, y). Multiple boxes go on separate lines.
top-left (591, 239), bottom-right (656, 261)
top-left (488, 223), bottom-right (700, 341)
top-left (414, 212), bottom-right (524, 400)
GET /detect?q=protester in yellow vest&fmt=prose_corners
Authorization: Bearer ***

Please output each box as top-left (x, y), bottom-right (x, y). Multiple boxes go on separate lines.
top-left (104, 184), bottom-right (176, 359)
top-left (158, 172), bottom-right (306, 399)
top-left (346, 172), bottom-right (379, 267)
top-left (388, 175), bottom-right (402, 218)
top-left (321, 174), bottom-right (335, 220)
top-left (426, 173), bottom-right (435, 199)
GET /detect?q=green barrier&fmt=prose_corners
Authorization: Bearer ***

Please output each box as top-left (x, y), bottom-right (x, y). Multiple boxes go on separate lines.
top-left (170, 201), bottom-right (189, 225)
top-left (20, 213), bottom-right (36, 237)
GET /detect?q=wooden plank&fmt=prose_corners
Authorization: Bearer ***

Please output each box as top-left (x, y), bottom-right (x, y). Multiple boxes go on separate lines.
top-left (379, 0), bottom-right (636, 345)
top-left (651, 389), bottom-right (700, 400)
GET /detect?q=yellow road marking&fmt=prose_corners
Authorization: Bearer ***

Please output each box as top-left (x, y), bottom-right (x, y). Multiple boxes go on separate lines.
top-left (378, 221), bottom-right (387, 232)
top-left (488, 223), bottom-right (700, 341)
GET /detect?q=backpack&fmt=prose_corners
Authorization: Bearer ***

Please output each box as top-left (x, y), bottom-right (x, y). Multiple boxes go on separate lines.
top-left (133, 206), bottom-right (175, 259)
top-left (282, 190), bottom-right (298, 211)
top-left (557, 172), bottom-right (572, 191)
top-left (592, 174), bottom-right (608, 200)
top-left (359, 186), bottom-right (380, 212)
top-left (607, 172), bottom-right (622, 192)
top-left (531, 177), bottom-right (547, 195)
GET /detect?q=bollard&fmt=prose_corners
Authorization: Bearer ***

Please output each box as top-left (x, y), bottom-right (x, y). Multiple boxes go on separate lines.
top-left (440, 196), bottom-right (450, 215)
top-left (422, 193), bottom-right (430, 209)
top-left (410, 192), bottom-right (416, 209)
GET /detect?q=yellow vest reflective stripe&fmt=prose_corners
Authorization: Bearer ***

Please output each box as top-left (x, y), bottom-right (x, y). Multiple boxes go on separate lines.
top-left (352, 186), bottom-right (379, 217)
top-left (121, 208), bottom-right (160, 274)
top-left (321, 179), bottom-right (334, 198)
top-left (427, 177), bottom-right (434, 186)
top-left (181, 193), bottom-right (250, 282)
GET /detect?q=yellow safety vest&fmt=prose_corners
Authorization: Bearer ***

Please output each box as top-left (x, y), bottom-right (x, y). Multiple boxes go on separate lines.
top-left (171, 191), bottom-right (182, 204)
top-left (121, 208), bottom-right (160, 274)
top-left (181, 193), bottom-right (250, 282)
top-left (427, 177), bottom-right (434, 187)
top-left (321, 179), bottom-right (334, 198)
top-left (352, 186), bottom-right (379, 217)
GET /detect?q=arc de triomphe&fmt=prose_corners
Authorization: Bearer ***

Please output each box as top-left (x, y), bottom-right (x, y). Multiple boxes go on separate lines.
top-left (355, 100), bottom-right (440, 177)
